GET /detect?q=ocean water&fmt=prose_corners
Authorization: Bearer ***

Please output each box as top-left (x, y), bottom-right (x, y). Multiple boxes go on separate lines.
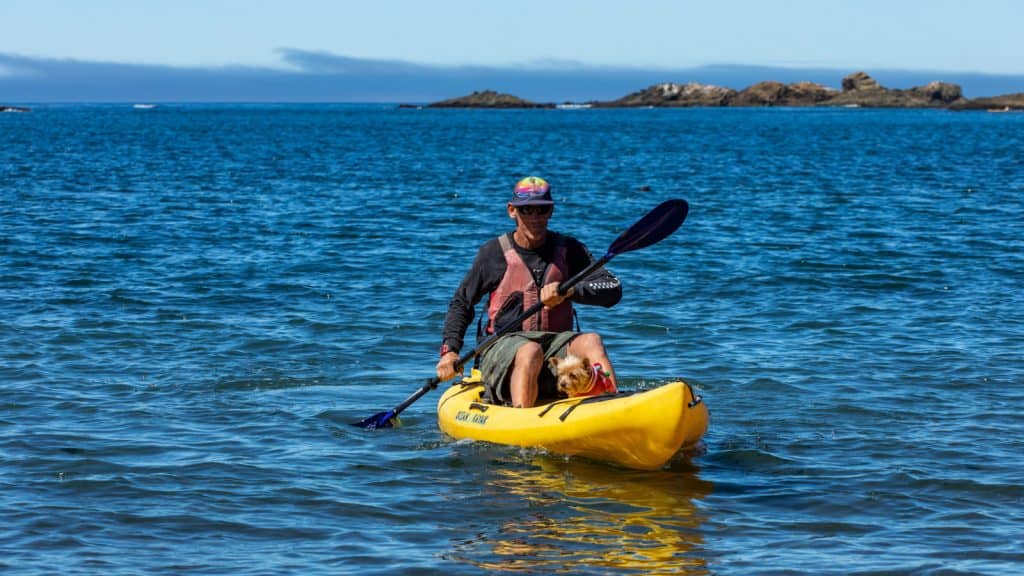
top-left (2, 104), bottom-right (1022, 575)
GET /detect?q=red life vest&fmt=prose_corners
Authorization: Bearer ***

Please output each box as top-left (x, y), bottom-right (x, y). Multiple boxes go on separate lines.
top-left (487, 233), bottom-right (574, 333)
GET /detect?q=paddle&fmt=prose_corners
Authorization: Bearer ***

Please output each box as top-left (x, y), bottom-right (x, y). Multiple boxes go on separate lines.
top-left (354, 198), bottom-right (689, 429)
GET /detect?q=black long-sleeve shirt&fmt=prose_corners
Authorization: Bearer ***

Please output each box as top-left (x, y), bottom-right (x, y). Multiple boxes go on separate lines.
top-left (441, 231), bottom-right (622, 354)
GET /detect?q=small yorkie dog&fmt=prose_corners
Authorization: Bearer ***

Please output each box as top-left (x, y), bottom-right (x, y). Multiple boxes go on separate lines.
top-left (548, 354), bottom-right (618, 398)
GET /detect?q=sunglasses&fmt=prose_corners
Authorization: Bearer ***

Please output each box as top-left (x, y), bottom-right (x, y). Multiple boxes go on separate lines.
top-left (517, 205), bottom-right (552, 216)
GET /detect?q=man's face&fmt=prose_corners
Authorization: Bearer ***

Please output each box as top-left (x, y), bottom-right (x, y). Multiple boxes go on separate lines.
top-left (509, 204), bottom-right (553, 234)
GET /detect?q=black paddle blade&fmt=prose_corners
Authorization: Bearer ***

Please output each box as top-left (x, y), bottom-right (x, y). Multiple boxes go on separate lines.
top-left (353, 410), bottom-right (400, 429)
top-left (607, 199), bottom-right (688, 257)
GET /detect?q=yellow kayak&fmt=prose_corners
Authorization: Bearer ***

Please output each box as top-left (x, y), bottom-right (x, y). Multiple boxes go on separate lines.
top-left (437, 370), bottom-right (709, 470)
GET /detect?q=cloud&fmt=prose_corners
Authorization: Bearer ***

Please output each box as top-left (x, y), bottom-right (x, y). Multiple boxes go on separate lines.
top-left (276, 49), bottom-right (434, 75)
top-left (1, 50), bottom-right (1021, 103)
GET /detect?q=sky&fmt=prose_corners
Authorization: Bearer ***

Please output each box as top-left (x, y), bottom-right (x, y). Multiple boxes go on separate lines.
top-left (2, 0), bottom-right (1022, 101)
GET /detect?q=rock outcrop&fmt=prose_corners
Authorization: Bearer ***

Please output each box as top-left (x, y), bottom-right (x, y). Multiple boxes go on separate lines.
top-left (826, 72), bottom-right (963, 107)
top-left (947, 93), bottom-right (1024, 111)
top-left (590, 73), bottom-right (962, 108)
top-left (731, 81), bottom-right (837, 106)
top-left (842, 71), bottom-right (884, 92)
top-left (425, 90), bottom-right (553, 109)
top-left (596, 82), bottom-right (736, 107)
top-left (909, 81), bottom-right (963, 104)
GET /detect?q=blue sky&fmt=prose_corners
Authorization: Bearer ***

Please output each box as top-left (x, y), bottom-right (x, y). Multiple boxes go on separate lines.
top-left (2, 0), bottom-right (1022, 101)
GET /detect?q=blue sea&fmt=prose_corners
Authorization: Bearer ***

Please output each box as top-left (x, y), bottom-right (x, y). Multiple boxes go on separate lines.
top-left (2, 104), bottom-right (1022, 575)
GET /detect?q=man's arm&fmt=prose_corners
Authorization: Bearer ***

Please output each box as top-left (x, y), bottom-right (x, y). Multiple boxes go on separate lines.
top-left (436, 238), bottom-right (505, 381)
top-left (440, 238), bottom-right (505, 355)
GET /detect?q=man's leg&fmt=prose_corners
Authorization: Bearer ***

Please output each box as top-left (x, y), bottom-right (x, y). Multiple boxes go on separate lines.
top-left (509, 340), bottom-right (544, 408)
top-left (566, 333), bottom-right (617, 386)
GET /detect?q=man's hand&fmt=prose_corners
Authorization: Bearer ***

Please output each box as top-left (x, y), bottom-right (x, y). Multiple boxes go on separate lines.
top-left (540, 282), bottom-right (574, 309)
top-left (436, 351), bottom-right (460, 381)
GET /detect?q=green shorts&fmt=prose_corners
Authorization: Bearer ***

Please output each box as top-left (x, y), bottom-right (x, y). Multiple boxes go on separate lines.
top-left (479, 331), bottom-right (579, 405)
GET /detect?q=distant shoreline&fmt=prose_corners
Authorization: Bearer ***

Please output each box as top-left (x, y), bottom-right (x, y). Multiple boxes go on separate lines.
top-left (416, 71), bottom-right (1024, 111)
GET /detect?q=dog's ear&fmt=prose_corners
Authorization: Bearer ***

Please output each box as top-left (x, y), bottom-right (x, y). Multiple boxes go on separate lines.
top-left (548, 356), bottom-right (561, 371)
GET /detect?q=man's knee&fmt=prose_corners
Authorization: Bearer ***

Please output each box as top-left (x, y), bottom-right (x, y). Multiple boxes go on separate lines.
top-left (572, 332), bottom-right (604, 352)
top-left (515, 341), bottom-right (544, 364)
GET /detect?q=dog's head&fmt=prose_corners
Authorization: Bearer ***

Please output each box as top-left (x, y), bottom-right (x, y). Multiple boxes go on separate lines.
top-left (549, 354), bottom-right (593, 397)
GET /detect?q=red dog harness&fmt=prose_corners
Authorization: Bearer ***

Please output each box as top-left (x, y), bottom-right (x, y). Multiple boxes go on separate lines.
top-left (579, 362), bottom-right (617, 396)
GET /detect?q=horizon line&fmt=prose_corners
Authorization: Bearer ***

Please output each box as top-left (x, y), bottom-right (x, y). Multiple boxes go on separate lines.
top-left (3, 50), bottom-right (1023, 102)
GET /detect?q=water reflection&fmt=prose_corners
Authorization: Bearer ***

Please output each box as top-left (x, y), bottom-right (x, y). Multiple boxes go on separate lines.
top-left (448, 455), bottom-right (713, 574)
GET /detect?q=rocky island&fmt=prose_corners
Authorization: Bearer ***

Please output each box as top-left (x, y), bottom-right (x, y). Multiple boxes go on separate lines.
top-left (417, 72), bottom-right (1021, 111)
top-left (425, 90), bottom-right (554, 109)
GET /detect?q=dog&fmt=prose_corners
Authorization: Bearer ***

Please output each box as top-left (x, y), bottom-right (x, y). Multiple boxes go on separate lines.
top-left (548, 354), bottom-right (618, 398)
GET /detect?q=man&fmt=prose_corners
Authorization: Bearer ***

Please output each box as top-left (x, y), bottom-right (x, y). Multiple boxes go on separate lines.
top-left (435, 176), bottom-right (623, 407)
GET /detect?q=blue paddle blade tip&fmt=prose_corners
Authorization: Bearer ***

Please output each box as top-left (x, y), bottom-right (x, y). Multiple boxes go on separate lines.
top-left (607, 199), bottom-right (688, 255)
top-left (353, 410), bottom-right (400, 429)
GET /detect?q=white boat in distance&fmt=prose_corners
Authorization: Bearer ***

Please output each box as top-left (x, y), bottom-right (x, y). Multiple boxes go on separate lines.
top-left (133, 104), bottom-right (157, 109)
